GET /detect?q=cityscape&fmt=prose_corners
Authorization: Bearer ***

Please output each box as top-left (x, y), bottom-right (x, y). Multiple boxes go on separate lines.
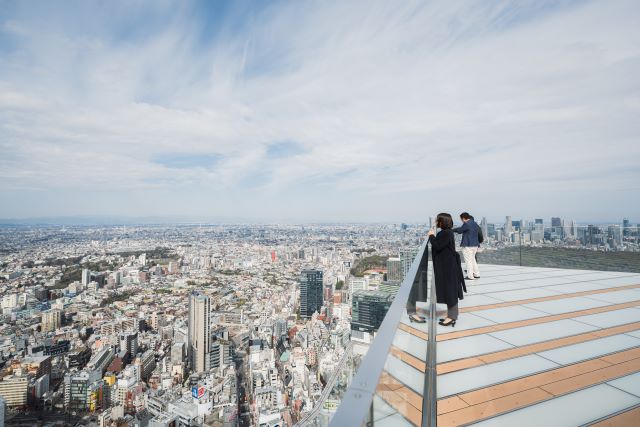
top-left (1, 0), bottom-right (639, 426)
top-left (1, 216), bottom-right (638, 426)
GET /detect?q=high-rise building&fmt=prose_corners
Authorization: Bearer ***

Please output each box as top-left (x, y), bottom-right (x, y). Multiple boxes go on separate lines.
top-left (188, 293), bottom-right (211, 373)
top-left (623, 218), bottom-right (630, 237)
top-left (0, 375), bottom-right (28, 408)
top-left (480, 217), bottom-right (489, 242)
top-left (119, 332), bottom-right (139, 363)
top-left (64, 371), bottom-right (89, 411)
top-left (386, 257), bottom-right (403, 282)
top-left (563, 219), bottom-right (576, 239)
top-left (299, 270), bottom-right (323, 319)
top-left (351, 290), bottom-right (394, 333)
top-left (504, 216), bottom-right (513, 239)
top-left (41, 309), bottom-right (61, 332)
top-left (608, 225), bottom-right (622, 247)
top-left (399, 248), bottom-right (419, 276)
top-left (81, 269), bottom-right (91, 286)
top-left (551, 217), bottom-right (562, 227)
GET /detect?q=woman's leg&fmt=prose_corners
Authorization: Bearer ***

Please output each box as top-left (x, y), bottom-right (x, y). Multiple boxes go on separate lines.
top-left (447, 304), bottom-right (458, 320)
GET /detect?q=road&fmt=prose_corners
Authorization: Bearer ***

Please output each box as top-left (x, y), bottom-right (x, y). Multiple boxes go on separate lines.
top-left (296, 342), bottom-right (353, 426)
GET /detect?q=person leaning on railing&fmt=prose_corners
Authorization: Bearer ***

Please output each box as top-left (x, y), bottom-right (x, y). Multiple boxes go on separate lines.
top-left (428, 213), bottom-right (467, 327)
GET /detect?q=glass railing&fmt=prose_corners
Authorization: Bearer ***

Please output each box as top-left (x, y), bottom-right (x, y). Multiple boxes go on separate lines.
top-left (327, 239), bottom-right (434, 427)
top-left (310, 222), bottom-right (640, 427)
top-left (475, 225), bottom-right (640, 272)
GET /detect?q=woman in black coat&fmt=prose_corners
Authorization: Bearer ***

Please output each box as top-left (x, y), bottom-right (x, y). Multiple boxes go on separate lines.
top-left (428, 213), bottom-right (466, 327)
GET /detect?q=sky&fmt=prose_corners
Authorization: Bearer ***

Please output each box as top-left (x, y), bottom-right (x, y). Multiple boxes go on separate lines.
top-left (0, 0), bottom-right (639, 224)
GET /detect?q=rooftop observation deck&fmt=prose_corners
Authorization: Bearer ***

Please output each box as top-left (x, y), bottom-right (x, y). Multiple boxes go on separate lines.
top-left (327, 242), bottom-right (640, 427)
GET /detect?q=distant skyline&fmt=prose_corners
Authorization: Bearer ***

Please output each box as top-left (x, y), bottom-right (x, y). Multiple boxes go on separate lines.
top-left (1, 0), bottom-right (639, 222)
top-left (0, 214), bottom-right (635, 227)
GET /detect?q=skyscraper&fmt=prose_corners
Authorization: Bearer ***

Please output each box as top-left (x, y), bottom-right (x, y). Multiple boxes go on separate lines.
top-left (386, 257), bottom-right (403, 282)
top-left (623, 218), bottom-right (630, 237)
top-left (188, 293), bottom-right (211, 373)
top-left (299, 270), bottom-right (323, 318)
top-left (563, 219), bottom-right (576, 239)
top-left (504, 216), bottom-right (513, 239)
top-left (551, 217), bottom-right (562, 227)
top-left (81, 269), bottom-right (91, 286)
top-left (480, 217), bottom-right (488, 242)
top-left (399, 248), bottom-right (419, 276)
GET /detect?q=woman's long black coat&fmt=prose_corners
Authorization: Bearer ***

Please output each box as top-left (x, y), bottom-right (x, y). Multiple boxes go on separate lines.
top-left (429, 229), bottom-right (466, 308)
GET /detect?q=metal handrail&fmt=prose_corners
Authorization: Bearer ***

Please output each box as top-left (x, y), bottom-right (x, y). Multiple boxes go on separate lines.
top-left (329, 240), bottom-right (428, 427)
top-left (422, 257), bottom-right (437, 427)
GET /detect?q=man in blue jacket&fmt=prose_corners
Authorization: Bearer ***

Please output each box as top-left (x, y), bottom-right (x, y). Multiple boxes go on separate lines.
top-left (453, 212), bottom-right (480, 280)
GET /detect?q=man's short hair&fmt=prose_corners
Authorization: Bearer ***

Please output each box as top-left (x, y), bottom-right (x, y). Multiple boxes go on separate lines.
top-left (460, 212), bottom-right (472, 220)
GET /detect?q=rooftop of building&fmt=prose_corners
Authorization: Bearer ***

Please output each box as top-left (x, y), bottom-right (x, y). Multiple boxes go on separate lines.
top-left (332, 246), bottom-right (640, 426)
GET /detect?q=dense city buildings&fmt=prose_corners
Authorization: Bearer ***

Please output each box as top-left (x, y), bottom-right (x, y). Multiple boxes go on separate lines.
top-left (0, 219), bottom-right (637, 426)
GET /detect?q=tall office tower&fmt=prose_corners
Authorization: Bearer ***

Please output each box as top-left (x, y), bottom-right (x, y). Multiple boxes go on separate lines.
top-left (81, 269), bottom-right (91, 286)
top-left (386, 257), bottom-right (403, 282)
top-left (504, 216), bottom-right (513, 239)
top-left (563, 219), bottom-right (576, 239)
top-left (299, 270), bottom-right (323, 319)
top-left (480, 217), bottom-right (489, 241)
top-left (623, 218), bottom-right (630, 237)
top-left (188, 293), bottom-right (211, 373)
top-left (41, 309), bottom-right (61, 332)
top-left (551, 217), bottom-right (562, 227)
top-left (351, 290), bottom-right (394, 333)
top-left (608, 225), bottom-right (622, 247)
top-left (399, 248), bottom-right (419, 276)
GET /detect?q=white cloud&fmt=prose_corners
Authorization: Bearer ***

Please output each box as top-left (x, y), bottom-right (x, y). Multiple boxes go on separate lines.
top-left (0, 0), bottom-right (639, 221)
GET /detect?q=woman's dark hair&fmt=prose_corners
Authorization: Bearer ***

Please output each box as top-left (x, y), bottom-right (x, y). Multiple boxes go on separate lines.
top-left (460, 212), bottom-right (471, 220)
top-left (436, 213), bottom-right (453, 229)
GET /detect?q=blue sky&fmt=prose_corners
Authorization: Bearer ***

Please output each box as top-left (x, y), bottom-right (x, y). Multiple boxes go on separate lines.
top-left (0, 0), bottom-right (638, 223)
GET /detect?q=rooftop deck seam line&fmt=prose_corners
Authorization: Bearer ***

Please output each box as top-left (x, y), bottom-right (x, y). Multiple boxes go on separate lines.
top-left (464, 279), bottom-right (640, 298)
top-left (439, 359), bottom-right (612, 408)
top-left (376, 371), bottom-right (424, 426)
top-left (459, 284), bottom-right (640, 313)
top-left (584, 403), bottom-right (640, 427)
top-left (461, 273), bottom-right (640, 289)
top-left (437, 352), bottom-right (640, 426)
top-left (437, 346), bottom-right (640, 402)
top-left (398, 322), bottom-right (429, 340)
top-left (437, 301), bottom-right (640, 342)
top-left (437, 325), bottom-right (640, 374)
top-left (437, 387), bottom-right (555, 427)
top-left (390, 345), bottom-right (426, 372)
top-left (439, 348), bottom-right (640, 407)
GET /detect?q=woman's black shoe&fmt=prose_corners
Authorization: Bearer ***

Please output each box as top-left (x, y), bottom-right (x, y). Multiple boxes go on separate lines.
top-left (439, 318), bottom-right (456, 327)
top-left (409, 314), bottom-right (426, 323)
